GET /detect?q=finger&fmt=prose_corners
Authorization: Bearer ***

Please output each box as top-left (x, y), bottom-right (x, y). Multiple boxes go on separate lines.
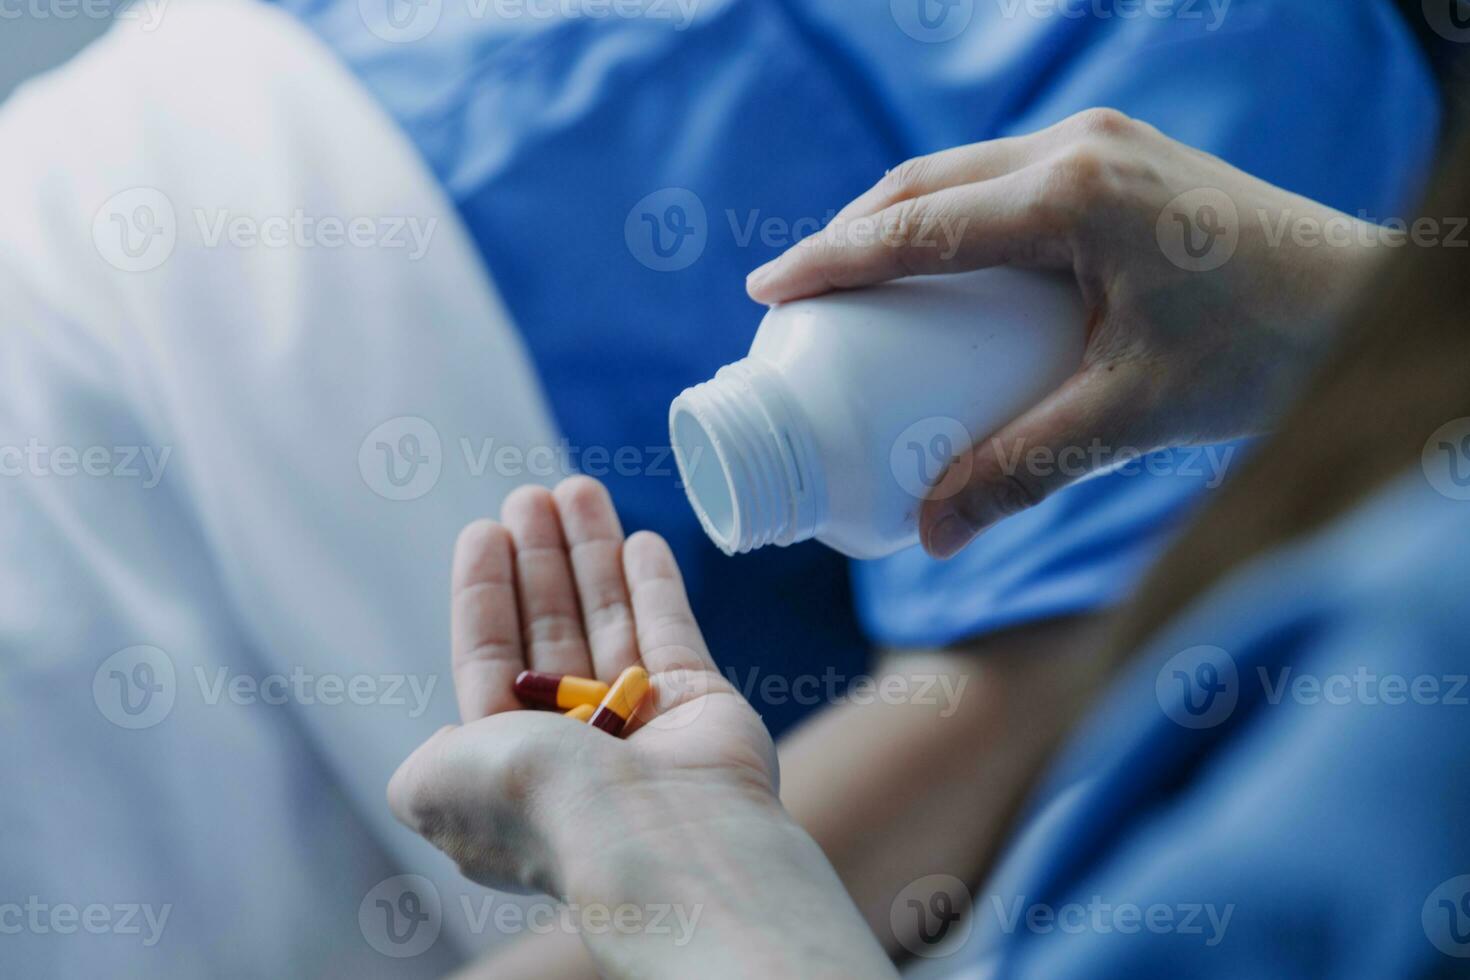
top-left (500, 484), bottom-right (593, 677)
top-left (747, 167), bottom-right (1069, 304)
top-left (829, 133), bottom-right (1045, 226)
top-left (920, 363), bottom-right (1158, 558)
top-left (622, 531), bottom-right (716, 675)
top-left (552, 476), bottom-right (639, 680)
top-left (451, 521), bottom-right (523, 721)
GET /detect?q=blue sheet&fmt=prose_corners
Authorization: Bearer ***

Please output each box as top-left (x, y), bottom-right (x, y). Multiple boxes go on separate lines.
top-left (978, 470), bottom-right (1470, 976)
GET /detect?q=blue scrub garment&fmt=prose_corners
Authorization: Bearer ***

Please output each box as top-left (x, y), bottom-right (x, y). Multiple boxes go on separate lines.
top-left (271, 0), bottom-right (1439, 729)
top-left (972, 471), bottom-right (1470, 977)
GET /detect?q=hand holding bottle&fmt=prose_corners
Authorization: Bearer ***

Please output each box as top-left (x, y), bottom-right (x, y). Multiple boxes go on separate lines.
top-left (747, 109), bottom-right (1385, 557)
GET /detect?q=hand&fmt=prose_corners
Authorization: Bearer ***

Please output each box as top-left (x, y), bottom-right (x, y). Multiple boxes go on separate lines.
top-left (388, 478), bottom-right (891, 978)
top-left (747, 108), bottom-right (1380, 557)
top-left (388, 476), bottom-right (778, 898)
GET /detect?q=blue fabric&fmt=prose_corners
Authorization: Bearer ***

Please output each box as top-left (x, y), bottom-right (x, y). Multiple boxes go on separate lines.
top-left (272, 0), bottom-right (1439, 730)
top-left (975, 471), bottom-right (1470, 976)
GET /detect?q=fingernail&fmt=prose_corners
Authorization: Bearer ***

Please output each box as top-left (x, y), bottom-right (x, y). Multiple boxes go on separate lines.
top-left (925, 511), bottom-right (976, 560)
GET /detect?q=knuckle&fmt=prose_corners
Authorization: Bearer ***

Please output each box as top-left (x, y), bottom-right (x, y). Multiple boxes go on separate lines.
top-left (1055, 145), bottom-right (1111, 193)
top-left (525, 612), bottom-right (584, 649)
top-left (989, 471), bottom-right (1045, 518)
top-left (878, 198), bottom-right (923, 248)
top-left (970, 450), bottom-right (1046, 522)
top-left (1069, 107), bottom-right (1136, 139)
top-left (879, 155), bottom-right (933, 200)
top-left (877, 199), bottom-right (942, 274)
top-left (1031, 144), bottom-right (1116, 224)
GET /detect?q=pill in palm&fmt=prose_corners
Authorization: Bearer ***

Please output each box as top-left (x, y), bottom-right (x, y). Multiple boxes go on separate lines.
top-left (589, 665), bottom-right (651, 737)
top-left (514, 670), bottom-right (609, 711)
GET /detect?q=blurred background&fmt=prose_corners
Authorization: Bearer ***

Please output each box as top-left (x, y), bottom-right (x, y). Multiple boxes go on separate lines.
top-left (0, 6), bottom-right (115, 102)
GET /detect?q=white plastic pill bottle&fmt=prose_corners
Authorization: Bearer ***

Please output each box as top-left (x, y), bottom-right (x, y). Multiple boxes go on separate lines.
top-left (668, 267), bottom-right (1086, 559)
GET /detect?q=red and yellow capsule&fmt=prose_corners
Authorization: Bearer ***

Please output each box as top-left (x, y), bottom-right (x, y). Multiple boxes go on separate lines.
top-left (588, 665), bottom-right (651, 737)
top-left (514, 671), bottom-right (609, 711)
top-left (564, 703), bottom-right (596, 722)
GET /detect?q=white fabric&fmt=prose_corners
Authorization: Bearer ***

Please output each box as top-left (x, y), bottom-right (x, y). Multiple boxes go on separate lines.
top-left (0, 1), bottom-right (564, 974)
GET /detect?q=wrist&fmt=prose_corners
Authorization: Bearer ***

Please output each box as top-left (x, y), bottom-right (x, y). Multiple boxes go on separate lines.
top-left (555, 776), bottom-right (788, 907)
top-left (556, 782), bottom-right (892, 980)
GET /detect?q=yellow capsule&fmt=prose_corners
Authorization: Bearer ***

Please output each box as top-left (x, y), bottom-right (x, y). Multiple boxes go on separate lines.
top-left (514, 670), bottom-right (609, 710)
top-left (588, 665), bottom-right (650, 737)
top-left (564, 703), bottom-right (595, 722)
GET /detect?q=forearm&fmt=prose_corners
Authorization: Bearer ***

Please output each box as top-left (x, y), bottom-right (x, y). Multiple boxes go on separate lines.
top-left (779, 614), bottom-right (1109, 953)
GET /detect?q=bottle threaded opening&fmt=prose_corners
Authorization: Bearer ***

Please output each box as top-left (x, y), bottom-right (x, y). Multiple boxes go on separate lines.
top-left (669, 358), bottom-right (820, 555)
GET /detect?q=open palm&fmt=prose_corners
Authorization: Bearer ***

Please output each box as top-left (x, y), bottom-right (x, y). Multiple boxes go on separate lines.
top-left (390, 477), bottom-right (776, 893)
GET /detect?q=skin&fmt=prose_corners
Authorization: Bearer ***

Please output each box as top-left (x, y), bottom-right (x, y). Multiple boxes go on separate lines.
top-left (746, 108), bottom-right (1387, 558)
top-left (397, 111), bottom-right (1385, 976)
top-left (462, 616), bottom-right (1107, 978)
top-left (391, 477), bottom-right (892, 977)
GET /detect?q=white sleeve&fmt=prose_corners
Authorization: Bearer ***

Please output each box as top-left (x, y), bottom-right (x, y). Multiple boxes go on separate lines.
top-left (0, 1), bottom-right (562, 973)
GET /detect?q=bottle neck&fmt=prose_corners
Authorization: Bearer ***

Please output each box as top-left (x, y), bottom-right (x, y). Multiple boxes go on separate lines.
top-left (669, 357), bottom-right (824, 555)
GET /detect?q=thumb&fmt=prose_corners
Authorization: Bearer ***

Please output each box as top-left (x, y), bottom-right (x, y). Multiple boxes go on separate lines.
top-left (919, 365), bottom-right (1157, 559)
